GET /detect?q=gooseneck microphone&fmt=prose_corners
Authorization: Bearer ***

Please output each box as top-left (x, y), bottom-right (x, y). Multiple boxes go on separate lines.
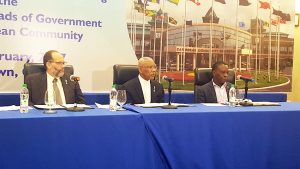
top-left (66, 75), bottom-right (84, 112)
top-left (162, 76), bottom-right (174, 82)
top-left (237, 75), bottom-right (254, 99)
top-left (237, 75), bottom-right (255, 82)
top-left (70, 75), bottom-right (80, 82)
top-left (162, 76), bottom-right (177, 109)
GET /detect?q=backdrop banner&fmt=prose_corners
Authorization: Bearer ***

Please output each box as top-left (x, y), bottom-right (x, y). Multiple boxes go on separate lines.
top-left (0, 0), bottom-right (295, 92)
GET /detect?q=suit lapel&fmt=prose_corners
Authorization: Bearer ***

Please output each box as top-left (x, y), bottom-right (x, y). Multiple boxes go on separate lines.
top-left (226, 83), bottom-right (231, 101)
top-left (134, 78), bottom-right (145, 103)
top-left (209, 81), bottom-right (218, 103)
top-left (150, 81), bottom-right (155, 103)
top-left (40, 73), bottom-right (47, 102)
top-left (61, 75), bottom-right (70, 103)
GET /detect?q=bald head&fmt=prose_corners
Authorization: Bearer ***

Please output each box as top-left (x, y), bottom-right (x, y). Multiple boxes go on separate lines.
top-left (138, 57), bottom-right (157, 81)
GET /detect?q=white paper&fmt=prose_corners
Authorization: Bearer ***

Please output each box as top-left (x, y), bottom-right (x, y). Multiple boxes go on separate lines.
top-left (0, 105), bottom-right (33, 111)
top-left (135, 103), bottom-right (167, 108)
top-left (95, 103), bottom-right (126, 111)
top-left (135, 103), bottom-right (191, 108)
top-left (34, 105), bottom-right (64, 109)
top-left (95, 103), bottom-right (110, 109)
top-left (252, 102), bottom-right (280, 106)
top-left (63, 104), bottom-right (92, 109)
top-left (202, 103), bottom-right (226, 107)
top-left (172, 103), bottom-right (191, 107)
top-left (0, 105), bottom-right (19, 111)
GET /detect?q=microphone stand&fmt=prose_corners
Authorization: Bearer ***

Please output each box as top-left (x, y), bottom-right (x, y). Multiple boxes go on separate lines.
top-left (66, 78), bottom-right (84, 112)
top-left (244, 81), bottom-right (249, 99)
top-left (162, 80), bottom-right (177, 109)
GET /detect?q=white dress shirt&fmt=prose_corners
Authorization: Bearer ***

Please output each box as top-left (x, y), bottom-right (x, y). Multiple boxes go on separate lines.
top-left (138, 75), bottom-right (151, 104)
top-left (212, 80), bottom-right (228, 104)
top-left (47, 73), bottom-right (66, 105)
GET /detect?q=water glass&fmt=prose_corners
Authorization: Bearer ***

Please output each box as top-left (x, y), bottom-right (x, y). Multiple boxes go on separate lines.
top-left (44, 90), bottom-right (57, 114)
top-left (117, 90), bottom-right (127, 110)
top-left (236, 89), bottom-right (245, 105)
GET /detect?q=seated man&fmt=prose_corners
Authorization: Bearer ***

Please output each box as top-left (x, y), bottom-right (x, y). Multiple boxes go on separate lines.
top-left (196, 61), bottom-right (232, 103)
top-left (25, 50), bottom-right (85, 105)
top-left (122, 57), bottom-right (164, 104)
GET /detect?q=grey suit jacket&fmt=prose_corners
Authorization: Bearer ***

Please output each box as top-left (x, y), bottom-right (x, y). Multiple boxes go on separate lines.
top-left (122, 77), bottom-right (164, 104)
top-left (195, 81), bottom-right (231, 103)
top-left (25, 72), bottom-right (85, 105)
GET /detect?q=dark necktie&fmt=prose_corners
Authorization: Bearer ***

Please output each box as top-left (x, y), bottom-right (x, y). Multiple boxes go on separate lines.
top-left (53, 78), bottom-right (63, 105)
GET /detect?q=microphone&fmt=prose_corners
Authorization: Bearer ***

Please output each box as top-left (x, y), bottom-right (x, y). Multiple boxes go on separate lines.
top-left (237, 75), bottom-right (254, 99)
top-left (237, 75), bottom-right (255, 83)
top-left (161, 75), bottom-right (177, 109)
top-left (162, 75), bottom-right (174, 82)
top-left (70, 75), bottom-right (80, 82)
top-left (67, 75), bottom-right (84, 112)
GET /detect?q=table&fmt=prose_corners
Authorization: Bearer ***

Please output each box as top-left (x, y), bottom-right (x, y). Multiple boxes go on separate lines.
top-left (0, 108), bottom-right (165, 169)
top-left (125, 102), bottom-right (300, 169)
top-left (2, 102), bottom-right (299, 169)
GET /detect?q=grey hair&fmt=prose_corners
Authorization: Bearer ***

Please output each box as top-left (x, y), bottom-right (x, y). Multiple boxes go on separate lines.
top-left (138, 57), bottom-right (154, 67)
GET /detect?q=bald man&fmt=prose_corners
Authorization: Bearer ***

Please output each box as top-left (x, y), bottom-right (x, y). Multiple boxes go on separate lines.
top-left (122, 57), bottom-right (164, 104)
top-left (25, 50), bottom-right (85, 105)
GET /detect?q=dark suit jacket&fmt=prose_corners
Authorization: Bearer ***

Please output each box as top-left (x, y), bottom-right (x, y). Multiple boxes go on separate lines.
top-left (195, 81), bottom-right (231, 103)
top-left (25, 72), bottom-right (85, 105)
top-left (122, 77), bottom-right (164, 104)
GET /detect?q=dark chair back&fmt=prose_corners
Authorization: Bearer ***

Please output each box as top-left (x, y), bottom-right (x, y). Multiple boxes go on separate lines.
top-left (113, 64), bottom-right (139, 87)
top-left (194, 68), bottom-right (236, 102)
top-left (23, 63), bottom-right (74, 82)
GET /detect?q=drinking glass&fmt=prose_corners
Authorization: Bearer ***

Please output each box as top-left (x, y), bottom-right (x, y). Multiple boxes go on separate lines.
top-left (235, 89), bottom-right (245, 105)
top-left (117, 90), bottom-right (127, 110)
top-left (44, 90), bottom-right (57, 114)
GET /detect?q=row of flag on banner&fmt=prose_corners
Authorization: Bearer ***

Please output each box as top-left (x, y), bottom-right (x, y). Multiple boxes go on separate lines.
top-left (238, 19), bottom-right (287, 30)
top-left (214, 0), bottom-right (250, 5)
top-left (145, 0), bottom-right (251, 6)
top-left (141, 0), bottom-right (180, 5)
top-left (134, 0), bottom-right (292, 27)
top-left (134, 0), bottom-right (179, 25)
top-left (258, 1), bottom-right (291, 21)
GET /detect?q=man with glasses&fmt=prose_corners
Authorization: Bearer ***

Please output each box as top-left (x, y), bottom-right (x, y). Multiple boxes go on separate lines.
top-left (25, 50), bottom-right (85, 105)
top-left (122, 57), bottom-right (164, 104)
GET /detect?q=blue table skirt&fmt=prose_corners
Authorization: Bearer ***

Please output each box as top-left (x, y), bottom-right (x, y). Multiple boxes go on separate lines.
top-left (0, 109), bottom-right (165, 169)
top-left (1, 102), bottom-right (299, 169)
top-left (0, 92), bottom-right (287, 106)
top-left (124, 102), bottom-right (300, 169)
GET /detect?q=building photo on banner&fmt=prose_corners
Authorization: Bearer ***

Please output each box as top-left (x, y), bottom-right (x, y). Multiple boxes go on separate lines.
top-left (127, 0), bottom-right (295, 92)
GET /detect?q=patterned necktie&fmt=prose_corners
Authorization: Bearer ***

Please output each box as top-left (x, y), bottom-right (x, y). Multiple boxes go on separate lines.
top-left (53, 78), bottom-right (63, 105)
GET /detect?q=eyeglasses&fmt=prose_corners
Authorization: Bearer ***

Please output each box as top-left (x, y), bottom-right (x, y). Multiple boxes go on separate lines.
top-left (142, 65), bottom-right (157, 70)
top-left (49, 61), bottom-right (67, 65)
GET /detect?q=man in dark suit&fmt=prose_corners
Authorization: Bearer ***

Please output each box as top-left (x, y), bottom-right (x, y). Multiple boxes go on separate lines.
top-left (122, 57), bottom-right (164, 104)
top-left (25, 50), bottom-right (85, 105)
top-left (196, 61), bottom-right (232, 103)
